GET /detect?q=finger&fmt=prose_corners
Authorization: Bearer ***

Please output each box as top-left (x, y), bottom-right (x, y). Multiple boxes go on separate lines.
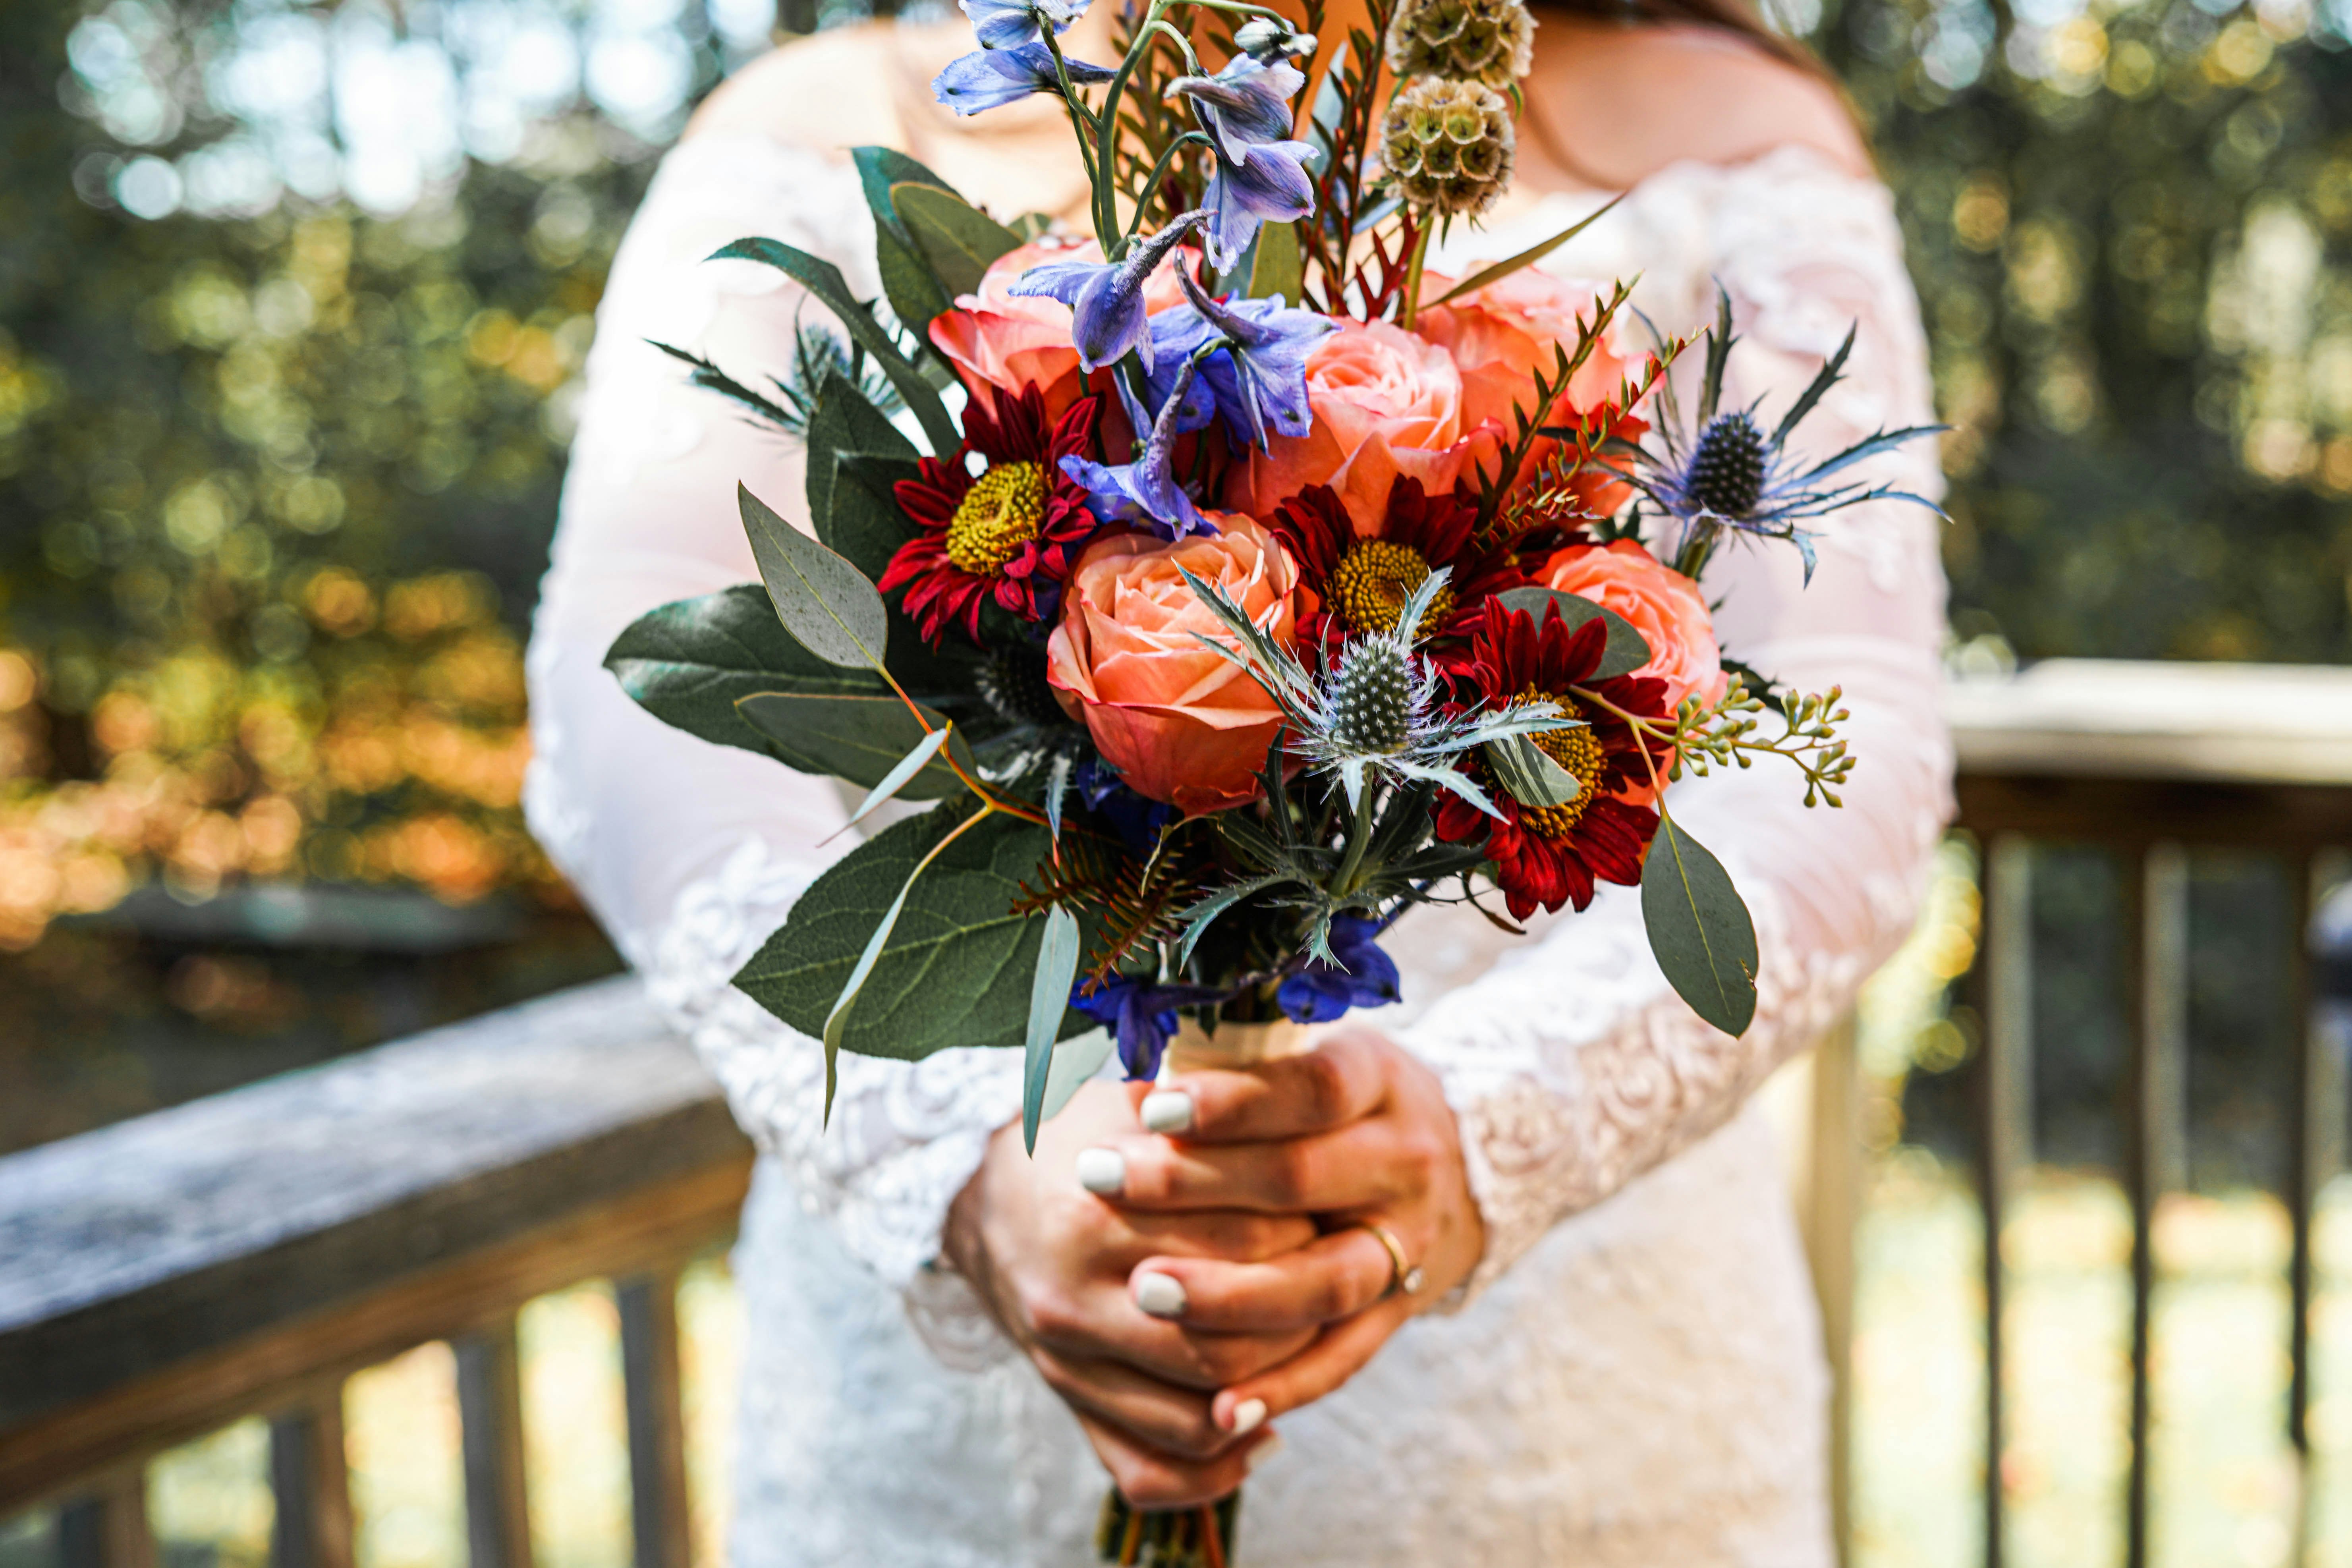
top-left (1115, 1207), bottom-right (1321, 1264)
top-left (1211, 1300), bottom-right (1411, 1431)
top-left (1101, 1118), bottom-right (1421, 1213)
top-left (1031, 1347), bottom-right (1240, 1460)
top-left (1070, 1409), bottom-right (1276, 1513)
top-left (1141, 1031), bottom-right (1388, 1144)
top-left (1128, 1225), bottom-right (1396, 1332)
top-left (1025, 1283), bottom-right (1319, 1389)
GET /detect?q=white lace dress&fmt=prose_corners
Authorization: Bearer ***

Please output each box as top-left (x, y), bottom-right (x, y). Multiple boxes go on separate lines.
top-left (525, 85), bottom-right (1952, 1565)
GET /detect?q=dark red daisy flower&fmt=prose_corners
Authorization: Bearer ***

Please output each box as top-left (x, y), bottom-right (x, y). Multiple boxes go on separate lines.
top-left (1434, 597), bottom-right (1677, 920)
top-left (881, 383), bottom-right (1102, 645)
top-left (1268, 477), bottom-right (1526, 660)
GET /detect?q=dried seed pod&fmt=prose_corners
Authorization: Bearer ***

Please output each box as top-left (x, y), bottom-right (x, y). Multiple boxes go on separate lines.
top-left (1384, 0), bottom-right (1536, 89)
top-left (1380, 75), bottom-right (1516, 219)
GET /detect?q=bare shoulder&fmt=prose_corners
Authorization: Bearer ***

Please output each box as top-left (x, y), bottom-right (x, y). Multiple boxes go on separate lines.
top-left (1524, 17), bottom-right (1870, 188)
top-left (684, 19), bottom-right (964, 150)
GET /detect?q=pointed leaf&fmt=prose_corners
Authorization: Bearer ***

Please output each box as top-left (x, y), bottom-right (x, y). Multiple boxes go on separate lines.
top-left (894, 183), bottom-right (1025, 299)
top-left (1246, 219), bottom-right (1303, 303)
top-left (736, 691), bottom-right (975, 797)
top-left (855, 148), bottom-right (964, 334)
top-left (853, 146), bottom-right (961, 239)
top-left (606, 585), bottom-right (889, 763)
top-left (1177, 871), bottom-right (1301, 967)
top-left (740, 483), bottom-right (890, 671)
top-left (1769, 324), bottom-right (1855, 449)
top-left (821, 861), bottom-right (923, 1121)
top-left (1039, 1028), bottom-right (1114, 1122)
top-left (1697, 283), bottom-right (1736, 426)
top-left (1494, 587), bottom-right (1652, 678)
top-left (1423, 195), bottom-right (1623, 308)
top-left (844, 724), bottom-right (956, 829)
top-left (1484, 732), bottom-right (1582, 807)
top-left (1639, 816), bottom-right (1758, 1036)
top-left (709, 237), bottom-right (960, 453)
top-left (1022, 905), bottom-right (1084, 1153)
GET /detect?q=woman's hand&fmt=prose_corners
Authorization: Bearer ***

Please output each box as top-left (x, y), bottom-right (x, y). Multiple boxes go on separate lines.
top-left (1083, 1028), bottom-right (1485, 1435)
top-left (942, 1078), bottom-right (1313, 1508)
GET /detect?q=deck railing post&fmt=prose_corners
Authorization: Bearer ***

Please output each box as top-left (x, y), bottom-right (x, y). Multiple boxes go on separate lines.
top-left (2125, 842), bottom-right (2190, 1568)
top-left (618, 1270), bottom-right (695, 1568)
top-left (456, 1321), bottom-right (535, 1568)
top-left (268, 1383), bottom-right (355, 1568)
top-left (1977, 832), bottom-right (2033, 1568)
top-left (56, 1472), bottom-right (154, 1568)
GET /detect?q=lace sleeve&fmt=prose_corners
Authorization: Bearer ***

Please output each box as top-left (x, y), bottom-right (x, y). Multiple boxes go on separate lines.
top-left (523, 131), bottom-right (1024, 1293)
top-left (1408, 151), bottom-right (1956, 1299)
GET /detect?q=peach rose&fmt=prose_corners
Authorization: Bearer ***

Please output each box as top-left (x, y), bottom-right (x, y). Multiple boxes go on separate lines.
top-left (1225, 321), bottom-right (1504, 530)
top-left (929, 237), bottom-right (1190, 421)
top-left (1046, 515), bottom-right (1300, 815)
top-left (1540, 539), bottom-right (1726, 712)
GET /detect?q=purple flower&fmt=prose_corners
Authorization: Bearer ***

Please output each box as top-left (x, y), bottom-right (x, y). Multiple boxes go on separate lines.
top-left (1167, 57), bottom-right (1317, 271)
top-left (1059, 362), bottom-right (1212, 537)
top-left (1145, 265), bottom-right (1334, 450)
top-left (933, 42), bottom-right (1112, 116)
top-left (1074, 754), bottom-right (1177, 853)
top-left (1074, 976), bottom-right (1230, 1079)
top-left (1008, 212), bottom-right (1205, 373)
top-left (961, 0), bottom-right (1087, 49)
top-left (1275, 917), bottom-right (1402, 1023)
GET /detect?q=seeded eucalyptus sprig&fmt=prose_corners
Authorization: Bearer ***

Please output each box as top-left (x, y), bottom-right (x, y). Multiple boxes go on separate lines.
top-left (1664, 677), bottom-right (1857, 807)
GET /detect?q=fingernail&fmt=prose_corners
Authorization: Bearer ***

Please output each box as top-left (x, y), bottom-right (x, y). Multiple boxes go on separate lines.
top-left (1140, 1090), bottom-right (1194, 1135)
top-left (1134, 1270), bottom-right (1187, 1319)
top-left (1227, 1396), bottom-right (1267, 1436)
top-left (1244, 1430), bottom-right (1284, 1473)
top-left (1075, 1147), bottom-right (1125, 1196)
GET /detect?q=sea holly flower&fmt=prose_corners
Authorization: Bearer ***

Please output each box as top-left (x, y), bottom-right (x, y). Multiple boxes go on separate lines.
top-left (1431, 597), bottom-right (1676, 919)
top-left (933, 41), bottom-right (1114, 116)
top-left (881, 384), bottom-right (1105, 643)
top-left (1144, 266), bottom-right (1335, 450)
top-left (1009, 213), bottom-right (1207, 373)
top-left (1270, 477), bottom-right (1522, 656)
top-left (1274, 915), bottom-right (1400, 1022)
top-left (1058, 365), bottom-right (1212, 537)
top-left (961, 0), bottom-right (1087, 50)
top-left (1166, 57), bottom-right (1318, 271)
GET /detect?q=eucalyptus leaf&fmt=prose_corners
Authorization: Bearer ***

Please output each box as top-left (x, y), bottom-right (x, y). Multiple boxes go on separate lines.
top-left (825, 452), bottom-right (924, 583)
top-left (820, 860), bottom-right (922, 1122)
top-left (736, 691), bottom-right (975, 797)
top-left (894, 183), bottom-right (1024, 299)
top-left (1246, 219), bottom-right (1303, 304)
top-left (1038, 1027), bottom-right (1113, 1122)
top-left (1494, 587), bottom-right (1652, 678)
top-left (709, 237), bottom-right (960, 454)
top-left (1484, 731), bottom-right (1583, 808)
top-left (1022, 904), bottom-right (1083, 1153)
top-left (1423, 195), bottom-right (1622, 308)
top-left (740, 483), bottom-right (891, 671)
top-left (1639, 816), bottom-right (1758, 1036)
top-left (844, 725), bottom-right (955, 830)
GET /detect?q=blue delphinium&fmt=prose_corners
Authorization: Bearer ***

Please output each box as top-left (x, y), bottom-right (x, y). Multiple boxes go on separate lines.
top-left (933, 41), bottom-right (1114, 116)
top-left (1146, 265), bottom-right (1334, 450)
top-left (1274, 916), bottom-right (1401, 1022)
top-left (1007, 212), bottom-right (1205, 372)
top-left (1587, 285), bottom-right (1947, 582)
top-left (1060, 366), bottom-right (1213, 537)
top-left (1073, 975), bottom-right (1230, 1079)
top-left (1166, 57), bottom-right (1318, 271)
top-left (960, 0), bottom-right (1088, 49)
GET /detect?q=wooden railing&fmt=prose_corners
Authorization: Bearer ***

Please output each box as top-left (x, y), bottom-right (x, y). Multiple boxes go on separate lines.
top-left (3, 658), bottom-right (2350, 1566)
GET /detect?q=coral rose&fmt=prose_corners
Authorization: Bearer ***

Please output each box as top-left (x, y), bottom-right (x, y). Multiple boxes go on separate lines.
top-left (1225, 320), bottom-right (1503, 530)
top-left (1539, 539), bottom-right (1726, 712)
top-left (1047, 515), bottom-right (1300, 815)
top-left (929, 237), bottom-right (1189, 421)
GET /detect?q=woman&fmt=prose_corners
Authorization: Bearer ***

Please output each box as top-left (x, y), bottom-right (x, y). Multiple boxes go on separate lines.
top-left (524, 0), bottom-right (1951, 1558)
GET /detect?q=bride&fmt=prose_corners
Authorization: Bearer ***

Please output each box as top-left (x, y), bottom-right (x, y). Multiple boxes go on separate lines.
top-left (524, 0), bottom-right (1952, 1559)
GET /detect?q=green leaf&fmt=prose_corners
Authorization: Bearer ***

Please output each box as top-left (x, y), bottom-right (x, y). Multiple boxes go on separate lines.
top-left (844, 724), bottom-right (956, 830)
top-left (740, 483), bottom-right (890, 671)
top-left (709, 237), bottom-right (960, 454)
top-left (1177, 870), bottom-right (1301, 967)
top-left (855, 148), bottom-right (963, 338)
top-left (1484, 731), bottom-right (1583, 808)
top-left (734, 807), bottom-right (1089, 1060)
top-left (1494, 587), bottom-right (1652, 678)
top-left (1639, 816), bottom-right (1758, 1036)
top-left (605, 585), bottom-right (889, 763)
top-left (894, 183), bottom-right (1024, 299)
top-left (1022, 904), bottom-right (1083, 1153)
top-left (1039, 1028), bottom-right (1113, 1122)
top-left (1246, 218), bottom-right (1302, 303)
top-left (824, 452), bottom-right (924, 583)
top-left (736, 692), bottom-right (975, 797)
top-left (821, 860), bottom-right (921, 1121)
top-left (1423, 195), bottom-right (1623, 308)
top-left (852, 147), bottom-right (960, 241)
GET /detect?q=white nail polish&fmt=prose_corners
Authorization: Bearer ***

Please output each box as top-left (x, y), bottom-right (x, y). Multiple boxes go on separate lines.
top-left (1228, 1397), bottom-right (1267, 1436)
top-left (1243, 1430), bottom-right (1283, 1473)
top-left (1134, 1270), bottom-right (1187, 1319)
top-left (1075, 1147), bottom-right (1125, 1196)
top-left (1140, 1090), bottom-right (1194, 1135)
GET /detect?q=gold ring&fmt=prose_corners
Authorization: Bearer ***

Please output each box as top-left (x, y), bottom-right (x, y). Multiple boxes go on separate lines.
top-left (1351, 1220), bottom-right (1426, 1299)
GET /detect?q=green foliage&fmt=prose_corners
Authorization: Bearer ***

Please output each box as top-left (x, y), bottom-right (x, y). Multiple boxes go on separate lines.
top-left (738, 482), bottom-right (893, 671)
top-left (1640, 815), bottom-right (1759, 1036)
top-left (604, 584), bottom-right (891, 761)
top-left (735, 691), bottom-right (974, 796)
top-left (1492, 587), bottom-right (1653, 676)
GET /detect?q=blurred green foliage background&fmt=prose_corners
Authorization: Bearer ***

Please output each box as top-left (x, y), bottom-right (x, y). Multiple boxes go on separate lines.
top-left (0, 0), bottom-right (2348, 945)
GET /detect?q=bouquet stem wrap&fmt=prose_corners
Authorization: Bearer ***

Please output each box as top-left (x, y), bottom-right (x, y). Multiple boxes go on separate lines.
top-left (1162, 1016), bottom-right (1319, 1074)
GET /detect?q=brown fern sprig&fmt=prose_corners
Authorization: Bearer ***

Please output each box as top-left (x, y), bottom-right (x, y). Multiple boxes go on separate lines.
top-left (1013, 831), bottom-right (1209, 989)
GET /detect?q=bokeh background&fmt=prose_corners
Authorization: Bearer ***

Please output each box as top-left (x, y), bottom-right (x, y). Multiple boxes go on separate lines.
top-left (3, 0), bottom-right (2352, 1561)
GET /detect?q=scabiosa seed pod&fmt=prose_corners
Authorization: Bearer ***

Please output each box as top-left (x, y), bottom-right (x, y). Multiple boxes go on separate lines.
top-left (1383, 0), bottom-right (1535, 89)
top-left (1329, 640), bottom-right (1415, 755)
top-left (1381, 77), bottom-right (1516, 219)
top-left (1686, 411), bottom-right (1771, 518)
top-left (975, 641), bottom-right (1064, 727)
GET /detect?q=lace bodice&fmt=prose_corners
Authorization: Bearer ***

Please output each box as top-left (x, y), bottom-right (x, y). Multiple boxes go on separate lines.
top-left (525, 58), bottom-right (1949, 1561)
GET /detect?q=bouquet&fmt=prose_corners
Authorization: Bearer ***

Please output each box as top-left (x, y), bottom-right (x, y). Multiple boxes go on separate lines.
top-left (607, 0), bottom-right (1938, 1558)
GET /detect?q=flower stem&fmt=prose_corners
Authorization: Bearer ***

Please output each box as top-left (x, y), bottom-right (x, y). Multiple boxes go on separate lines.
top-left (1396, 215), bottom-right (1434, 330)
top-left (1330, 784), bottom-right (1376, 896)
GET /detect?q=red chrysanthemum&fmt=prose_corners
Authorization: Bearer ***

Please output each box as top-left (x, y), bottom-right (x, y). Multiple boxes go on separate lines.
top-left (1435, 597), bottom-right (1677, 920)
top-left (881, 384), bottom-right (1102, 645)
top-left (1269, 477), bottom-right (1526, 662)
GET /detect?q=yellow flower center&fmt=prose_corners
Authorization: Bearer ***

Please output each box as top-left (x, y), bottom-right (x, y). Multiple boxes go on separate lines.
top-left (1329, 539), bottom-right (1456, 637)
top-left (1514, 687), bottom-right (1604, 839)
top-left (945, 462), bottom-right (1047, 578)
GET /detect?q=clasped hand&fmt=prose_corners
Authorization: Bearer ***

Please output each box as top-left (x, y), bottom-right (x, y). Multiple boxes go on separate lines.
top-left (943, 1029), bottom-right (1484, 1508)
